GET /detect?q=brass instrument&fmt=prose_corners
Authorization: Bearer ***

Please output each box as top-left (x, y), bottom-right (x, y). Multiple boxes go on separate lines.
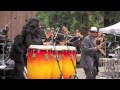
top-left (96, 38), bottom-right (106, 56)
top-left (99, 48), bottom-right (106, 56)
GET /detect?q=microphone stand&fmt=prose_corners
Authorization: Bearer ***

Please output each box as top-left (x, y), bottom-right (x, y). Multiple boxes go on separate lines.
top-left (0, 17), bottom-right (16, 32)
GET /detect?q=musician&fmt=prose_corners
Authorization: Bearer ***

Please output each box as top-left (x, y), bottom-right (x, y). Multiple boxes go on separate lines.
top-left (95, 32), bottom-right (103, 73)
top-left (44, 28), bottom-right (54, 45)
top-left (80, 27), bottom-right (102, 79)
top-left (67, 29), bottom-right (83, 54)
top-left (21, 17), bottom-right (43, 66)
top-left (10, 35), bottom-right (25, 79)
top-left (54, 25), bottom-right (69, 45)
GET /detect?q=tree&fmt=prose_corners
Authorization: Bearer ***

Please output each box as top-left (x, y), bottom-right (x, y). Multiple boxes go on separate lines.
top-left (37, 11), bottom-right (120, 36)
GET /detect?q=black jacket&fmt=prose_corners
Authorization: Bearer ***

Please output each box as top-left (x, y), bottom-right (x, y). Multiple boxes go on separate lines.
top-left (25, 32), bottom-right (43, 50)
top-left (10, 35), bottom-right (24, 63)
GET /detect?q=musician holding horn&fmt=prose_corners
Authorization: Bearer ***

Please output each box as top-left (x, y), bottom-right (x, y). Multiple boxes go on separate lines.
top-left (66, 29), bottom-right (83, 54)
top-left (54, 25), bottom-right (69, 45)
top-left (44, 27), bottom-right (55, 45)
top-left (80, 27), bottom-right (102, 79)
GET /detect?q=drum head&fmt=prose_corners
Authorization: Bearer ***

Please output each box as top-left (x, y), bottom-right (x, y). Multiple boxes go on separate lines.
top-left (28, 45), bottom-right (54, 50)
top-left (28, 45), bottom-right (76, 51)
top-left (55, 46), bottom-right (76, 51)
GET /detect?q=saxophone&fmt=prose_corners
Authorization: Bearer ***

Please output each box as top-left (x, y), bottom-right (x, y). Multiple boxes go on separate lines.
top-left (96, 38), bottom-right (106, 56)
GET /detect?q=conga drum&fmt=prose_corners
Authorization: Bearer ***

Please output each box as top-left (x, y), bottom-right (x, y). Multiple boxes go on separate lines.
top-left (27, 45), bottom-right (53, 79)
top-left (50, 46), bottom-right (63, 79)
top-left (59, 46), bottom-right (77, 79)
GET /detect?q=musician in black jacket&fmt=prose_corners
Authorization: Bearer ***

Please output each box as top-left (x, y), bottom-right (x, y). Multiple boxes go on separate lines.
top-left (21, 17), bottom-right (43, 66)
top-left (54, 26), bottom-right (69, 45)
top-left (67, 30), bottom-right (83, 54)
top-left (10, 35), bottom-right (25, 79)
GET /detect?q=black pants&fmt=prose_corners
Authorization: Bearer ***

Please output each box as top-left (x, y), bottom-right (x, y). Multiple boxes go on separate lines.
top-left (76, 46), bottom-right (81, 54)
top-left (94, 60), bottom-right (99, 73)
top-left (83, 68), bottom-right (97, 79)
top-left (12, 61), bottom-right (25, 79)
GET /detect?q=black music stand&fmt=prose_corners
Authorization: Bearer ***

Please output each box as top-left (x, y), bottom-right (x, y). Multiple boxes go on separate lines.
top-left (0, 43), bottom-right (14, 79)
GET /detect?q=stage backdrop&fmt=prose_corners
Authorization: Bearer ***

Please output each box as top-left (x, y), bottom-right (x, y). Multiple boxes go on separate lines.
top-left (0, 11), bottom-right (37, 40)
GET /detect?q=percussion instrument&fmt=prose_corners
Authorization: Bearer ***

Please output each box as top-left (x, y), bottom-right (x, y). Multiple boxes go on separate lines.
top-left (27, 45), bottom-right (77, 79)
top-left (60, 46), bottom-right (76, 79)
top-left (27, 45), bottom-right (53, 79)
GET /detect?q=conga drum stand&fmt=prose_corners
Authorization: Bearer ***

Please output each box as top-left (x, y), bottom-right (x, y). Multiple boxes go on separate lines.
top-left (70, 56), bottom-right (78, 79)
top-left (54, 45), bottom-right (63, 79)
top-left (55, 55), bottom-right (63, 79)
top-left (67, 47), bottom-right (78, 79)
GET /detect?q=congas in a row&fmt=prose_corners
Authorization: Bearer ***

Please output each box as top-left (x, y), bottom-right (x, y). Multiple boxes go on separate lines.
top-left (27, 45), bottom-right (76, 79)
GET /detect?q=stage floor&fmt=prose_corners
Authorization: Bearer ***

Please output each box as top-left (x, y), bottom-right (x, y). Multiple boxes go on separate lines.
top-left (76, 66), bottom-right (106, 79)
top-left (76, 65), bottom-right (120, 79)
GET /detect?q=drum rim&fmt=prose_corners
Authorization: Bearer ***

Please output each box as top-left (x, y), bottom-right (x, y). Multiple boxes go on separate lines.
top-left (28, 45), bottom-right (76, 51)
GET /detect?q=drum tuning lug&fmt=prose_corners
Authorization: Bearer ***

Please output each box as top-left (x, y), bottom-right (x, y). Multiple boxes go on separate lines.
top-left (44, 54), bottom-right (48, 60)
top-left (32, 53), bottom-right (37, 60)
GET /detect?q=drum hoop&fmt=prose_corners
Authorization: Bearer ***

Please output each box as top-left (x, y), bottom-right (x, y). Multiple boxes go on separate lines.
top-left (28, 45), bottom-right (76, 51)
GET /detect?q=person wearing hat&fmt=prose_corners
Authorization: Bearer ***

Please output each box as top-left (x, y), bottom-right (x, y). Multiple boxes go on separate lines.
top-left (79, 26), bottom-right (102, 79)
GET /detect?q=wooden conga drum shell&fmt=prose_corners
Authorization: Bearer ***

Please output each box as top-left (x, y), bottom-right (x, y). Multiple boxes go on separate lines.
top-left (55, 46), bottom-right (77, 79)
top-left (27, 45), bottom-right (53, 79)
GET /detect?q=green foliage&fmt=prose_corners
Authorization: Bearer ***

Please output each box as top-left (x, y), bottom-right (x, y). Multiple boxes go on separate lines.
top-left (37, 11), bottom-right (120, 35)
top-left (88, 11), bottom-right (104, 28)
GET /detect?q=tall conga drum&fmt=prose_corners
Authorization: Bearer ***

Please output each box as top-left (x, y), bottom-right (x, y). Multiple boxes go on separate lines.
top-left (60, 46), bottom-right (77, 79)
top-left (27, 45), bottom-right (53, 79)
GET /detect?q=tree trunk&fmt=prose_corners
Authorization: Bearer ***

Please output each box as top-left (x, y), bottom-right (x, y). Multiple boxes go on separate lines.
top-left (104, 11), bottom-right (110, 27)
